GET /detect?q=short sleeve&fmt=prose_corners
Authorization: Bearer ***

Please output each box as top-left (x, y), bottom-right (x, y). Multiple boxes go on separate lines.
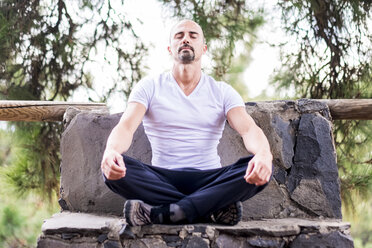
top-left (222, 83), bottom-right (245, 116)
top-left (127, 77), bottom-right (154, 110)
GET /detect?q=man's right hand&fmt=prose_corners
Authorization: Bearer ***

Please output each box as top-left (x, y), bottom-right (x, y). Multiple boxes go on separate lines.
top-left (101, 149), bottom-right (126, 180)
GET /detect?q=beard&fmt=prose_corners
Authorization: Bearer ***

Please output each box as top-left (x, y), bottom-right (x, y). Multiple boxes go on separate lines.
top-left (178, 51), bottom-right (195, 63)
top-left (178, 45), bottom-right (195, 64)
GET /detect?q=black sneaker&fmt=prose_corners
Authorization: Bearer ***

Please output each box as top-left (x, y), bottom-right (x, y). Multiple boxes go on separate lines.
top-left (124, 200), bottom-right (171, 226)
top-left (124, 200), bottom-right (153, 226)
top-left (211, 201), bottom-right (242, 225)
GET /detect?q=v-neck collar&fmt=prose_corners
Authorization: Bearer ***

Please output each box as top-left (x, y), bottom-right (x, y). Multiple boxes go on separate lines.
top-left (169, 72), bottom-right (204, 98)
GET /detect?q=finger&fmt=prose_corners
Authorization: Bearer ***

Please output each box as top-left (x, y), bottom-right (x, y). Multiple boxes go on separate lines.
top-left (244, 160), bottom-right (254, 179)
top-left (255, 172), bottom-right (271, 186)
top-left (261, 167), bottom-right (272, 182)
top-left (102, 166), bottom-right (113, 180)
top-left (115, 154), bottom-right (126, 170)
top-left (255, 180), bottom-right (267, 186)
top-left (254, 173), bottom-right (267, 185)
top-left (256, 162), bottom-right (264, 176)
top-left (266, 175), bottom-right (271, 183)
top-left (246, 162), bottom-right (260, 182)
top-left (257, 170), bottom-right (270, 184)
top-left (107, 170), bottom-right (124, 180)
top-left (249, 161), bottom-right (272, 183)
top-left (109, 161), bottom-right (126, 173)
top-left (105, 163), bottom-right (126, 179)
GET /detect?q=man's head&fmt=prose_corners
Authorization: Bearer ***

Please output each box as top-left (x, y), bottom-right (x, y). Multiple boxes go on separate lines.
top-left (168, 20), bottom-right (207, 64)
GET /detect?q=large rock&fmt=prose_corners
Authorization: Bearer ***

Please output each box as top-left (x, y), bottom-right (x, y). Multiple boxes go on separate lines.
top-left (60, 112), bottom-right (151, 215)
top-left (288, 112), bottom-right (341, 218)
top-left (59, 99), bottom-right (342, 219)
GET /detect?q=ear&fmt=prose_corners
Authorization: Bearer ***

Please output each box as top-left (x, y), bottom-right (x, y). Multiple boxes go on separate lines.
top-left (167, 46), bottom-right (172, 55)
top-left (203, 44), bottom-right (207, 54)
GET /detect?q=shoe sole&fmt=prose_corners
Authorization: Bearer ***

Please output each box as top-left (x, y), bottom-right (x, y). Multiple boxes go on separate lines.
top-left (233, 201), bottom-right (243, 225)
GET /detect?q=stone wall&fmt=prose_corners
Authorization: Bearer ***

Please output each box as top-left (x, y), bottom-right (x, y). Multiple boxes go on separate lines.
top-left (38, 212), bottom-right (353, 248)
top-left (59, 99), bottom-right (342, 220)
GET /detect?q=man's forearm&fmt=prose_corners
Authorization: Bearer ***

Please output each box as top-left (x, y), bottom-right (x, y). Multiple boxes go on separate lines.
top-left (104, 102), bottom-right (146, 154)
top-left (105, 125), bottom-right (133, 154)
top-left (241, 126), bottom-right (272, 159)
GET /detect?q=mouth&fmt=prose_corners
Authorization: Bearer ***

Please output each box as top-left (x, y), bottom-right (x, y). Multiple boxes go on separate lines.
top-left (178, 45), bottom-right (194, 52)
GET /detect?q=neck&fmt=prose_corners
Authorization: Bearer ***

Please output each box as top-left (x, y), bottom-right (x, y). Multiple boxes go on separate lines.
top-left (172, 63), bottom-right (202, 95)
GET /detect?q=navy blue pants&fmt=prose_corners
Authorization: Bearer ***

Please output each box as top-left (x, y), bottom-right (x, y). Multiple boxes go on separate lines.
top-left (104, 155), bottom-right (270, 222)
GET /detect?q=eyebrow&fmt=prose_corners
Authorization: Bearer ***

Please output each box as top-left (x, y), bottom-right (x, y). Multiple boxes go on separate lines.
top-left (174, 31), bottom-right (199, 37)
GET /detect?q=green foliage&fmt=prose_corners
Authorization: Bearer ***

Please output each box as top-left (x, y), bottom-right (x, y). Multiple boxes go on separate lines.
top-left (3, 122), bottom-right (61, 200)
top-left (225, 51), bottom-right (252, 100)
top-left (0, 128), bottom-right (12, 166)
top-left (343, 194), bottom-right (372, 248)
top-left (0, 0), bottom-right (148, 101)
top-left (0, 0), bottom-right (148, 200)
top-left (0, 206), bottom-right (22, 246)
top-left (274, 0), bottom-right (372, 99)
top-left (0, 180), bottom-right (59, 247)
top-left (337, 120), bottom-right (372, 213)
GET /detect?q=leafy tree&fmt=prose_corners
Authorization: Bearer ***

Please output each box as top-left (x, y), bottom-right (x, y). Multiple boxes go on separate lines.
top-left (0, 128), bottom-right (12, 166)
top-left (0, 0), bottom-right (147, 199)
top-left (272, 0), bottom-right (372, 211)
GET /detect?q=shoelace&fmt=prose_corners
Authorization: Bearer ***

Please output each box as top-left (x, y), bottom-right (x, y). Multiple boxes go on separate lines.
top-left (136, 204), bottom-right (151, 224)
top-left (215, 205), bottom-right (237, 224)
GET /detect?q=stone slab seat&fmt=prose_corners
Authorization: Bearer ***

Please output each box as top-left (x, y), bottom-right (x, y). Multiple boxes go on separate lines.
top-left (37, 212), bottom-right (353, 248)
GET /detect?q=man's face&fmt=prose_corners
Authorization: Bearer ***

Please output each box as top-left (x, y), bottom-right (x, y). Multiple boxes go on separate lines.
top-left (168, 20), bottom-right (207, 64)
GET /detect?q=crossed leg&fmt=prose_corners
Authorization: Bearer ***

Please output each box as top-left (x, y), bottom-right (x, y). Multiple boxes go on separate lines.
top-left (104, 155), bottom-right (271, 223)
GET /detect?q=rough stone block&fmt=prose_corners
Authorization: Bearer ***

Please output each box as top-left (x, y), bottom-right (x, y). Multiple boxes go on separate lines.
top-left (242, 180), bottom-right (286, 219)
top-left (290, 231), bottom-right (354, 248)
top-left (288, 113), bottom-right (341, 218)
top-left (60, 112), bottom-right (151, 215)
top-left (37, 238), bottom-right (98, 248)
top-left (214, 234), bottom-right (246, 248)
top-left (290, 178), bottom-right (333, 216)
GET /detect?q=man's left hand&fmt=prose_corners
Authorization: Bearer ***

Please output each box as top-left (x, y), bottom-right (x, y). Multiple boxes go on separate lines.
top-left (244, 153), bottom-right (272, 186)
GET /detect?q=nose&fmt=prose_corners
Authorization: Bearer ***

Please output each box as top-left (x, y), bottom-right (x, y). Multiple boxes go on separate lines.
top-left (181, 35), bottom-right (190, 44)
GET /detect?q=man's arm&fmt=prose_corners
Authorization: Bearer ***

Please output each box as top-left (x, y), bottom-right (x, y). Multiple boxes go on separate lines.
top-left (101, 102), bottom-right (146, 180)
top-left (227, 106), bottom-right (273, 186)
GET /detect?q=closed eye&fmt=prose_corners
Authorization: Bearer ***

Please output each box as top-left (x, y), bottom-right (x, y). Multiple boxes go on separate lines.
top-left (174, 32), bottom-right (184, 39)
top-left (189, 32), bottom-right (198, 39)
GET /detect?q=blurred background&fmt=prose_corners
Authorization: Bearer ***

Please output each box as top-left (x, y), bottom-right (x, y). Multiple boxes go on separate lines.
top-left (0, 0), bottom-right (371, 247)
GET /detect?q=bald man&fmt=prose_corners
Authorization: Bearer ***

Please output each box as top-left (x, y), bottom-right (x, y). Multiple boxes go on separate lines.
top-left (101, 20), bottom-right (273, 226)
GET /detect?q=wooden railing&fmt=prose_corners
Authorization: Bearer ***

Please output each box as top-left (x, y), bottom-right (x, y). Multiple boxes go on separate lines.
top-left (0, 99), bottom-right (371, 122)
top-left (319, 99), bottom-right (372, 120)
top-left (0, 101), bottom-right (107, 122)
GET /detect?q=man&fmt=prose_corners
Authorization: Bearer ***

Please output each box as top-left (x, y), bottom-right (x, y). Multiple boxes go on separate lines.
top-left (101, 20), bottom-right (273, 226)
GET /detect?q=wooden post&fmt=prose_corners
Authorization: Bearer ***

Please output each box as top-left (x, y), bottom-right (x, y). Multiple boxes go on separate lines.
top-left (0, 101), bottom-right (108, 122)
top-left (319, 99), bottom-right (372, 120)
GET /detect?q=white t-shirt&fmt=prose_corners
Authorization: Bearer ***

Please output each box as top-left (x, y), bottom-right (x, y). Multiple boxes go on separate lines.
top-left (128, 71), bottom-right (245, 170)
